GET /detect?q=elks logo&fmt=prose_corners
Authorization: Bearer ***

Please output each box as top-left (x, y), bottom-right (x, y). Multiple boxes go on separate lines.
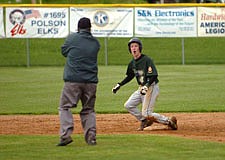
top-left (9, 9), bottom-right (26, 36)
top-left (9, 9), bottom-right (41, 36)
top-left (93, 11), bottom-right (109, 27)
top-left (9, 9), bottom-right (26, 25)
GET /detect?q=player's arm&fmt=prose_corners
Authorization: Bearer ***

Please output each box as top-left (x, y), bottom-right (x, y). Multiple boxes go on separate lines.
top-left (112, 63), bottom-right (134, 94)
top-left (140, 60), bottom-right (158, 95)
top-left (145, 59), bottom-right (158, 87)
top-left (112, 74), bottom-right (134, 94)
top-left (145, 75), bottom-right (158, 87)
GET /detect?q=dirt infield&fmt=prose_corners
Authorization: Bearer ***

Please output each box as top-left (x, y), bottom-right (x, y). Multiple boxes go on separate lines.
top-left (1, 113), bottom-right (225, 143)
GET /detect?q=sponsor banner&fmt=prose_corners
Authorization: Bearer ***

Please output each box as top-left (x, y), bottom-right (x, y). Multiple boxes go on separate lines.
top-left (198, 7), bottom-right (225, 37)
top-left (70, 7), bottom-right (133, 37)
top-left (0, 7), bottom-right (5, 38)
top-left (5, 8), bottom-right (69, 38)
top-left (135, 7), bottom-right (197, 37)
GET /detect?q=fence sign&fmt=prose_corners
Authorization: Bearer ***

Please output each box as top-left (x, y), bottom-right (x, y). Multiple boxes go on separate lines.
top-left (198, 7), bottom-right (225, 37)
top-left (135, 7), bottom-right (197, 37)
top-left (0, 7), bottom-right (5, 38)
top-left (70, 7), bottom-right (133, 37)
top-left (5, 8), bottom-right (69, 38)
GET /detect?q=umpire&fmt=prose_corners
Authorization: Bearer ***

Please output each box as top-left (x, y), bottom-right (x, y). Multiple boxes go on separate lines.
top-left (57, 17), bottom-right (100, 146)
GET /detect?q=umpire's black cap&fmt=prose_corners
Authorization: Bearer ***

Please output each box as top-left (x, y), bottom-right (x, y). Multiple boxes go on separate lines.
top-left (78, 17), bottom-right (91, 29)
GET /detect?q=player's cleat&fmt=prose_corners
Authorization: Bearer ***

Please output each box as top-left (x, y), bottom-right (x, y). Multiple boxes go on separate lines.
top-left (138, 119), bottom-right (153, 131)
top-left (56, 136), bottom-right (73, 146)
top-left (168, 116), bottom-right (178, 130)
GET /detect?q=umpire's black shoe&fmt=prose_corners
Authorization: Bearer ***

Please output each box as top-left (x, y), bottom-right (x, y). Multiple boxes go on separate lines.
top-left (87, 134), bottom-right (97, 146)
top-left (56, 136), bottom-right (73, 146)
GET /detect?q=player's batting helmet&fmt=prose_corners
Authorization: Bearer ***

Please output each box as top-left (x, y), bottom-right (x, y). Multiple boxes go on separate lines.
top-left (128, 37), bottom-right (142, 53)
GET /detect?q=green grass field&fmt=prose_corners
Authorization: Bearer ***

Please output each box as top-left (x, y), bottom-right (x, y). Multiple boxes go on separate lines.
top-left (0, 135), bottom-right (225, 160)
top-left (0, 65), bottom-right (224, 114)
top-left (0, 65), bottom-right (225, 160)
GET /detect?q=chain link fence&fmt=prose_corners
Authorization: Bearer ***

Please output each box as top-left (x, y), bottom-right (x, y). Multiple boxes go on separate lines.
top-left (1, 37), bottom-right (225, 67)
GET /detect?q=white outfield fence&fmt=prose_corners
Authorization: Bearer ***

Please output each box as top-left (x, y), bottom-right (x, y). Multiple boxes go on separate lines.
top-left (0, 3), bottom-right (225, 66)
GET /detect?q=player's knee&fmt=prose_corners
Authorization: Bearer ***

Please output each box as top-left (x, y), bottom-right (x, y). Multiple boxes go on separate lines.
top-left (124, 102), bottom-right (129, 109)
top-left (124, 102), bottom-right (134, 111)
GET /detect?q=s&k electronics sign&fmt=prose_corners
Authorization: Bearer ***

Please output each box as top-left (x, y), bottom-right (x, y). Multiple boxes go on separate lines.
top-left (135, 7), bottom-right (197, 37)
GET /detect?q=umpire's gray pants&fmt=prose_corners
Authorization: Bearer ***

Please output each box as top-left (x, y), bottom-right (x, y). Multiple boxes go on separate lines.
top-left (58, 82), bottom-right (97, 143)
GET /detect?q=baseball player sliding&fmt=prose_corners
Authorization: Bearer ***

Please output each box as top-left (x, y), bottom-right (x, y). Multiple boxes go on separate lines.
top-left (112, 38), bottom-right (177, 131)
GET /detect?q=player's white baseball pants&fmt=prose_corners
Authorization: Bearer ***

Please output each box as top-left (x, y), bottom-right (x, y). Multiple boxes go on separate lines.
top-left (124, 83), bottom-right (169, 124)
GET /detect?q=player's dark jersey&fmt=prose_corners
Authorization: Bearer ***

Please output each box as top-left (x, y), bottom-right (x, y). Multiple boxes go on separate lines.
top-left (119, 54), bottom-right (159, 86)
